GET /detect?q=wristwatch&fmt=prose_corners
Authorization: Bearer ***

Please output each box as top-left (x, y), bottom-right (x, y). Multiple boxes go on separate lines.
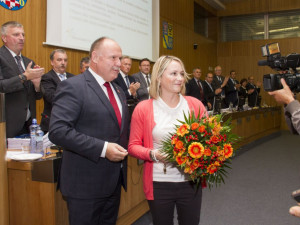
top-left (19, 74), bottom-right (27, 83)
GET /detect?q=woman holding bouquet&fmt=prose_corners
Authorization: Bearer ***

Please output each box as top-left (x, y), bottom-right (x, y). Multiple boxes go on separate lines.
top-left (128, 55), bottom-right (207, 225)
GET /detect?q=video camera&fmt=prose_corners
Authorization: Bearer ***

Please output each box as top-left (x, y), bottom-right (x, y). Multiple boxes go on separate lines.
top-left (258, 42), bottom-right (300, 92)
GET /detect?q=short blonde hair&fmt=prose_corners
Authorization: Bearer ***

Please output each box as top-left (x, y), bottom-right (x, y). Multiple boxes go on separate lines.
top-left (149, 55), bottom-right (189, 99)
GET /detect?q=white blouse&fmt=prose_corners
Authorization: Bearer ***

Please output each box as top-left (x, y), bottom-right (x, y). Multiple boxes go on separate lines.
top-left (152, 94), bottom-right (190, 182)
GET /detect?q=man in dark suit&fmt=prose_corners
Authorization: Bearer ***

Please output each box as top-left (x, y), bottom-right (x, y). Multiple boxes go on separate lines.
top-left (225, 70), bottom-right (240, 107)
top-left (246, 76), bottom-right (261, 107)
top-left (40, 49), bottom-right (74, 133)
top-left (49, 37), bottom-right (129, 225)
top-left (113, 55), bottom-right (140, 102)
top-left (0, 21), bottom-right (44, 138)
top-left (132, 58), bottom-right (151, 101)
top-left (185, 67), bottom-right (207, 106)
top-left (212, 65), bottom-right (229, 108)
top-left (203, 72), bottom-right (215, 111)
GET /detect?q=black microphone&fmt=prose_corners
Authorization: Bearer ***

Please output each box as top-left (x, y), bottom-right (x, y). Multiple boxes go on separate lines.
top-left (258, 60), bottom-right (268, 66)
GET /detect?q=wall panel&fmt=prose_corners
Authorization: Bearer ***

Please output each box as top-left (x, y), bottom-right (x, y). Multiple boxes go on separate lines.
top-left (1, 0), bottom-right (217, 123)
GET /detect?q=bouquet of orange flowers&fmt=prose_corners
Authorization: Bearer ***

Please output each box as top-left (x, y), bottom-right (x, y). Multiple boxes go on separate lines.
top-left (161, 111), bottom-right (240, 188)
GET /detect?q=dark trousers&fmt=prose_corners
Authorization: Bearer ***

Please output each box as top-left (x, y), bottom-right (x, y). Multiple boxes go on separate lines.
top-left (66, 181), bottom-right (121, 225)
top-left (148, 181), bottom-right (202, 225)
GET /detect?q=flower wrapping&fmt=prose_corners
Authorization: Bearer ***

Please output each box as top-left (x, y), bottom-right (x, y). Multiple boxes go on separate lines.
top-left (161, 111), bottom-right (240, 188)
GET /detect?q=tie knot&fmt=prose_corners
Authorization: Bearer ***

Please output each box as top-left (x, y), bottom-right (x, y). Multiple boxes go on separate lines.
top-left (104, 82), bottom-right (110, 88)
top-left (15, 55), bottom-right (21, 61)
top-left (59, 74), bottom-right (66, 80)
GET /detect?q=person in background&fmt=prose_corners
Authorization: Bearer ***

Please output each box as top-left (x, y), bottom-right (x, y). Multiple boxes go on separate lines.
top-left (268, 78), bottom-right (300, 217)
top-left (185, 67), bottom-right (206, 106)
top-left (246, 76), bottom-right (261, 107)
top-left (128, 55), bottom-right (207, 225)
top-left (79, 56), bottom-right (90, 73)
top-left (212, 65), bottom-right (229, 108)
top-left (202, 72), bottom-right (215, 111)
top-left (0, 21), bottom-right (45, 138)
top-left (113, 55), bottom-right (140, 102)
top-left (238, 78), bottom-right (248, 99)
top-left (49, 37), bottom-right (129, 225)
top-left (132, 58), bottom-right (151, 101)
top-left (40, 49), bottom-right (74, 133)
top-left (225, 70), bottom-right (240, 107)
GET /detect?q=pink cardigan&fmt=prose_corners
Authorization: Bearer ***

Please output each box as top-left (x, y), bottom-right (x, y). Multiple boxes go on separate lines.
top-left (128, 96), bottom-right (207, 200)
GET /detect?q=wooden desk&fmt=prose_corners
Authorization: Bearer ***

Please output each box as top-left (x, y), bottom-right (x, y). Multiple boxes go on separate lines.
top-left (7, 155), bottom-right (147, 225)
top-left (6, 107), bottom-right (281, 225)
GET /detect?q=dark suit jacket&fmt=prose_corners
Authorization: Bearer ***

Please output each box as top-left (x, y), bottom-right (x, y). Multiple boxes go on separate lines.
top-left (246, 83), bottom-right (260, 107)
top-left (212, 75), bottom-right (226, 97)
top-left (185, 78), bottom-right (206, 106)
top-left (225, 78), bottom-right (239, 106)
top-left (40, 69), bottom-right (74, 132)
top-left (113, 73), bottom-right (136, 101)
top-left (0, 45), bottom-right (43, 138)
top-left (132, 71), bottom-right (150, 101)
top-left (49, 70), bottom-right (129, 199)
top-left (202, 80), bottom-right (215, 109)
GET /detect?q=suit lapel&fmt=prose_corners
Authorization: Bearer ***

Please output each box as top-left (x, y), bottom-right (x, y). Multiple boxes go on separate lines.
top-left (51, 70), bottom-right (61, 84)
top-left (85, 71), bottom-right (120, 129)
top-left (1, 46), bottom-right (21, 76)
top-left (139, 72), bottom-right (147, 88)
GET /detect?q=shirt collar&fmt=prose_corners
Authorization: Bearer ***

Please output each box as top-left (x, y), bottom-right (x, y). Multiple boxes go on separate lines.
top-left (5, 46), bottom-right (22, 58)
top-left (119, 70), bottom-right (127, 78)
top-left (88, 67), bottom-right (106, 86)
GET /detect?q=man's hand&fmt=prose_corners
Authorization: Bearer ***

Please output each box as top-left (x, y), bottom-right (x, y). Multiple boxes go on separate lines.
top-left (129, 82), bottom-right (140, 96)
top-left (221, 76), bottom-right (230, 88)
top-left (290, 205), bottom-right (300, 217)
top-left (248, 89), bottom-right (255, 94)
top-left (207, 102), bottom-right (212, 110)
top-left (235, 83), bottom-right (241, 89)
top-left (23, 61), bottom-right (44, 81)
top-left (215, 88), bottom-right (222, 95)
top-left (105, 143), bottom-right (128, 162)
top-left (268, 78), bottom-right (294, 105)
top-left (31, 77), bottom-right (41, 92)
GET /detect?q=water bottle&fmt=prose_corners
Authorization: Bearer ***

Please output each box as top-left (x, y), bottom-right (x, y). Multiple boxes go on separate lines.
top-left (36, 127), bottom-right (44, 156)
top-left (29, 118), bottom-right (39, 153)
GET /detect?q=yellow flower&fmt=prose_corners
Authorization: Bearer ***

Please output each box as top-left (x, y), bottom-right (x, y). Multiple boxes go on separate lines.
top-left (177, 124), bottom-right (190, 137)
top-left (188, 142), bottom-right (204, 159)
top-left (212, 124), bottom-right (222, 135)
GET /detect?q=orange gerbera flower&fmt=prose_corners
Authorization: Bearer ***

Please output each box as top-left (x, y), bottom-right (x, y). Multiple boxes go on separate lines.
top-left (188, 142), bottom-right (204, 158)
top-left (191, 123), bottom-right (199, 130)
top-left (171, 137), bottom-right (178, 145)
top-left (175, 140), bottom-right (184, 149)
top-left (176, 156), bottom-right (187, 165)
top-left (198, 125), bottom-right (206, 133)
top-left (207, 161), bottom-right (220, 174)
top-left (223, 144), bottom-right (233, 158)
top-left (204, 148), bottom-right (212, 156)
top-left (177, 124), bottom-right (190, 137)
top-left (210, 135), bottom-right (219, 144)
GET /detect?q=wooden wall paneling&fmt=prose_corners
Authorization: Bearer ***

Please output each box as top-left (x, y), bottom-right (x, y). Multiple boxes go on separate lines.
top-left (218, 0), bottom-right (300, 17)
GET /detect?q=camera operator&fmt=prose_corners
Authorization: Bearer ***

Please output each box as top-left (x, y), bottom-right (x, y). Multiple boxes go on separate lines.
top-left (269, 78), bottom-right (300, 135)
top-left (269, 78), bottom-right (300, 217)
